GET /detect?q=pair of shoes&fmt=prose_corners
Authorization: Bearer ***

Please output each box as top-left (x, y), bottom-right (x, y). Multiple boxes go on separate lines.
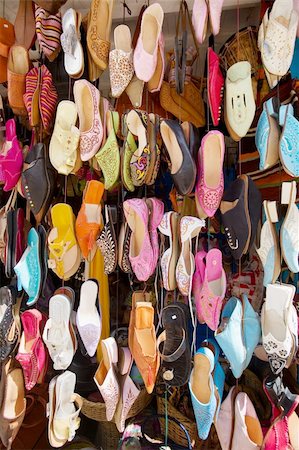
top-left (128, 291), bottom-right (159, 394)
top-left (126, 110), bottom-right (161, 188)
top-left (133, 3), bottom-right (164, 84)
top-left (216, 386), bottom-right (263, 450)
top-left (61, 8), bottom-right (84, 79)
top-left (123, 197), bottom-right (164, 282)
top-left (0, 119), bottom-right (23, 192)
top-left (94, 337), bottom-right (140, 432)
top-left (215, 294), bottom-right (261, 378)
top-left (193, 248), bottom-right (226, 331)
top-left (224, 61), bottom-right (256, 141)
top-left (189, 339), bottom-right (225, 440)
top-left (160, 119), bottom-right (197, 195)
top-left (258, 0), bottom-right (298, 87)
top-left (220, 174), bottom-right (262, 260)
top-left (257, 181), bottom-right (299, 286)
top-left (48, 203), bottom-right (81, 280)
top-left (0, 286), bottom-right (20, 363)
top-left (195, 130), bottom-right (225, 218)
top-left (76, 279), bottom-right (101, 357)
top-left (261, 283), bottom-right (298, 374)
top-left (75, 180), bottom-right (104, 260)
top-left (48, 371), bottom-right (82, 448)
top-left (16, 309), bottom-right (47, 391)
top-left (192, 0), bottom-right (223, 44)
top-left (14, 226), bottom-right (47, 306)
top-left (0, 358), bottom-right (26, 450)
top-left (256, 98), bottom-right (299, 176)
top-left (43, 287), bottom-right (77, 370)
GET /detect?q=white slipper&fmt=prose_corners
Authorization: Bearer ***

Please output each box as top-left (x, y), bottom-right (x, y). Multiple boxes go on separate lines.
top-left (224, 61), bottom-right (255, 141)
top-left (280, 181), bottom-right (299, 274)
top-left (260, 0), bottom-right (298, 76)
top-left (61, 8), bottom-right (84, 78)
top-left (48, 371), bottom-right (82, 448)
top-left (76, 279), bottom-right (101, 357)
top-left (43, 294), bottom-right (76, 370)
top-left (49, 101), bottom-right (80, 175)
top-left (109, 24), bottom-right (134, 98)
top-left (261, 283), bottom-right (297, 374)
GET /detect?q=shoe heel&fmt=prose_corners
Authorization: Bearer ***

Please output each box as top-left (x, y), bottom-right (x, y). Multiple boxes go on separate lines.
top-left (266, 201), bottom-right (279, 223)
top-left (281, 181), bottom-right (296, 205)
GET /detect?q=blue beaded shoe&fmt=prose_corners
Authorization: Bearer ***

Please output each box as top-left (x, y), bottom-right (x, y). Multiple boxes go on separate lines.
top-left (189, 339), bottom-right (225, 440)
top-left (255, 98), bottom-right (280, 170)
top-left (279, 104), bottom-right (299, 177)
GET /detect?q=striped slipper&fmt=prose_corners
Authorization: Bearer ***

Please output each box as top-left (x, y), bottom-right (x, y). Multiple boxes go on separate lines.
top-left (35, 5), bottom-right (62, 62)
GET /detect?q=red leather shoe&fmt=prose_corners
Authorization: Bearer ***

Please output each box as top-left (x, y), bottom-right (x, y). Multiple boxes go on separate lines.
top-left (208, 48), bottom-right (224, 127)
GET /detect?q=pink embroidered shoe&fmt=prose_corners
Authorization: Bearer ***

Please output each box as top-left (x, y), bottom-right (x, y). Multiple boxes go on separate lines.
top-left (0, 119), bottom-right (23, 192)
top-left (208, 0), bottom-right (223, 36)
top-left (123, 198), bottom-right (154, 282)
top-left (94, 337), bottom-right (119, 422)
top-left (195, 130), bottom-right (225, 218)
top-left (176, 216), bottom-right (205, 297)
top-left (73, 79), bottom-right (103, 161)
top-left (146, 197), bottom-right (164, 273)
top-left (158, 211), bottom-right (180, 291)
top-left (16, 309), bottom-right (47, 391)
top-left (133, 3), bottom-right (164, 82)
top-left (192, 250), bottom-right (207, 323)
top-left (195, 249), bottom-right (226, 331)
top-left (192, 0), bottom-right (208, 44)
top-left (208, 48), bottom-right (224, 127)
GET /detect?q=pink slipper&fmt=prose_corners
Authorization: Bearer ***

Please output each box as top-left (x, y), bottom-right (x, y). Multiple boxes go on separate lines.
top-left (114, 347), bottom-right (140, 433)
top-left (195, 248), bottom-right (226, 331)
top-left (16, 309), bottom-right (47, 391)
top-left (208, 0), bottom-right (223, 36)
top-left (208, 48), bottom-right (224, 127)
top-left (73, 79), bottom-right (103, 161)
top-left (192, 0), bottom-right (208, 44)
top-left (195, 130), bottom-right (225, 218)
top-left (133, 3), bottom-right (164, 82)
top-left (123, 198), bottom-right (154, 282)
top-left (192, 250), bottom-right (207, 323)
top-left (146, 197), bottom-right (164, 274)
top-left (94, 337), bottom-right (119, 422)
top-left (0, 119), bottom-right (23, 192)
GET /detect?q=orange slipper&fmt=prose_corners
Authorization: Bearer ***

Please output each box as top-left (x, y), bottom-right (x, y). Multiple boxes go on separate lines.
top-left (7, 45), bottom-right (30, 116)
top-left (75, 180), bottom-right (104, 260)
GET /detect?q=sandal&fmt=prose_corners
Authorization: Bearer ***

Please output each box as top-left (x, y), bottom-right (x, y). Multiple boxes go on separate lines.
top-left (97, 205), bottom-right (118, 275)
top-left (95, 111), bottom-right (120, 190)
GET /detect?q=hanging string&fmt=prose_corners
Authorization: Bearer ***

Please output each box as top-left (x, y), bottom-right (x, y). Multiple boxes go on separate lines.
top-left (164, 388), bottom-right (169, 449)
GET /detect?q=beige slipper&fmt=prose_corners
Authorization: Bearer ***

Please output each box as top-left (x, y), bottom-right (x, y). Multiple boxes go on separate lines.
top-left (109, 24), bottom-right (134, 98)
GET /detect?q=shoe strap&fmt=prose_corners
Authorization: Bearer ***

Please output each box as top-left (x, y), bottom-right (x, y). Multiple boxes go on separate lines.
top-left (157, 329), bottom-right (186, 362)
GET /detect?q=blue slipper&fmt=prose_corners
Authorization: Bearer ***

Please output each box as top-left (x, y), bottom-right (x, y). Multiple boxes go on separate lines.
top-left (255, 98), bottom-right (279, 170)
top-left (279, 104), bottom-right (299, 177)
top-left (189, 339), bottom-right (224, 440)
top-left (14, 227), bottom-right (41, 306)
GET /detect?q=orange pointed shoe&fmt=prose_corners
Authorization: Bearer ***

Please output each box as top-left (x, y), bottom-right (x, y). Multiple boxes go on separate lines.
top-left (75, 180), bottom-right (104, 260)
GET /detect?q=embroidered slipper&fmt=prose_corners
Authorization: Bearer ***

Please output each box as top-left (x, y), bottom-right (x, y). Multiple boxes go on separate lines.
top-left (95, 111), bottom-right (120, 190)
top-left (114, 348), bottom-right (140, 433)
top-left (97, 205), bottom-right (118, 275)
top-left (279, 103), bottom-right (299, 177)
top-left (157, 303), bottom-right (191, 386)
top-left (75, 180), bottom-right (104, 260)
top-left (120, 130), bottom-right (136, 192)
top-left (280, 181), bottom-right (299, 274)
top-left (118, 220), bottom-right (132, 274)
top-left (48, 203), bottom-right (81, 280)
top-left (14, 227), bottom-right (42, 307)
top-left (73, 79), bottom-right (103, 161)
top-left (158, 211), bottom-right (180, 291)
top-left (127, 109), bottom-right (151, 187)
top-left (35, 5), bottom-right (62, 62)
top-left (94, 337), bottom-right (120, 421)
top-left (87, 0), bottom-right (114, 71)
top-left (49, 100), bottom-right (80, 175)
top-left (144, 113), bottom-right (161, 186)
top-left (61, 8), bottom-right (84, 79)
top-left (7, 45), bottom-right (30, 116)
top-left (76, 279), bottom-right (101, 357)
top-left (109, 24), bottom-right (134, 98)
top-left (255, 98), bottom-right (280, 170)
